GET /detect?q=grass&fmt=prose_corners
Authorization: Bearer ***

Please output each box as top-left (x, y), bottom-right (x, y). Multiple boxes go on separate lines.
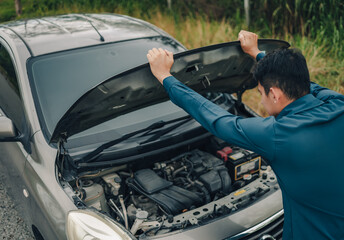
top-left (0, 2), bottom-right (343, 116)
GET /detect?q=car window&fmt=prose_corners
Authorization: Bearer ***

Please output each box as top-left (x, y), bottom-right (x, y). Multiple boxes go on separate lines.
top-left (0, 43), bottom-right (25, 132)
top-left (27, 37), bottom-right (185, 140)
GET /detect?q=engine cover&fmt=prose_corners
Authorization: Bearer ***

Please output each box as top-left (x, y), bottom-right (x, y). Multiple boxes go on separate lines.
top-left (128, 169), bottom-right (202, 215)
top-left (199, 166), bottom-right (232, 194)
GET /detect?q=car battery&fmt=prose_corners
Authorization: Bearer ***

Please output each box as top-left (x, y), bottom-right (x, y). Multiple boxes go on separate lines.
top-left (225, 148), bottom-right (261, 181)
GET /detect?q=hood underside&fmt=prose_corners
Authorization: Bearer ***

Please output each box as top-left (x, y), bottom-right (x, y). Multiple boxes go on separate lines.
top-left (50, 39), bottom-right (290, 143)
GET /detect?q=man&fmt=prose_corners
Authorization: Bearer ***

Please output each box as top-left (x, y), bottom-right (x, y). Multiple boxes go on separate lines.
top-left (147, 30), bottom-right (344, 239)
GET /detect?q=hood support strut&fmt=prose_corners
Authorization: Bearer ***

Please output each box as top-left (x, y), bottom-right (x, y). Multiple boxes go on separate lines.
top-left (57, 136), bottom-right (77, 181)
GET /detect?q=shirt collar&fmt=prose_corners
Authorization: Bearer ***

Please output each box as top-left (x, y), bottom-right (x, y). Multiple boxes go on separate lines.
top-left (275, 94), bottom-right (323, 120)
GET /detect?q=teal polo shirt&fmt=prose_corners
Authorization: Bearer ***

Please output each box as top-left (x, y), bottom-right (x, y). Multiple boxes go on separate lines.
top-left (162, 72), bottom-right (344, 239)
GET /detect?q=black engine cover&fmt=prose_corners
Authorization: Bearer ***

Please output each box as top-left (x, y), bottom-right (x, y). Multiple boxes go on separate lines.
top-left (129, 169), bottom-right (202, 215)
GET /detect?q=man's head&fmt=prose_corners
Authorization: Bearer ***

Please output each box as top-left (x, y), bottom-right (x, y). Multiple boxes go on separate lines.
top-left (254, 48), bottom-right (310, 116)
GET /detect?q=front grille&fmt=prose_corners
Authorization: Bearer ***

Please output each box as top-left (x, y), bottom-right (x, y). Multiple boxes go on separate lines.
top-left (240, 214), bottom-right (284, 240)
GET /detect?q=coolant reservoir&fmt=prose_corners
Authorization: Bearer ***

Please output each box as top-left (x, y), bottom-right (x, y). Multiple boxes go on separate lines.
top-left (82, 180), bottom-right (109, 213)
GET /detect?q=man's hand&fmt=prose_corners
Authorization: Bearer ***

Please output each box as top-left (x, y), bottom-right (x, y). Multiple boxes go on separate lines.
top-left (238, 30), bottom-right (261, 59)
top-left (147, 48), bottom-right (174, 84)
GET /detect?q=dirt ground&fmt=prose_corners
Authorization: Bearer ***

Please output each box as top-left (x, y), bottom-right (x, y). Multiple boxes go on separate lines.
top-left (0, 167), bottom-right (34, 240)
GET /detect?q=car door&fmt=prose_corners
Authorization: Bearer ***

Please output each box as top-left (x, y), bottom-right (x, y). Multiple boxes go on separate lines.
top-left (0, 41), bottom-right (32, 226)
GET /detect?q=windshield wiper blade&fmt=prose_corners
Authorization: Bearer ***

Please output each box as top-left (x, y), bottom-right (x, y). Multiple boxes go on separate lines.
top-left (140, 117), bottom-right (193, 144)
top-left (77, 115), bottom-right (192, 164)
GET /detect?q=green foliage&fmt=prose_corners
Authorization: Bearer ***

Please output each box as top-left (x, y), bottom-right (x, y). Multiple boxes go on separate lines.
top-left (0, 0), bottom-right (344, 115)
top-left (0, 8), bottom-right (16, 23)
top-left (0, 0), bottom-right (342, 58)
top-left (0, 0), bottom-right (16, 22)
top-left (0, 0), bottom-right (342, 95)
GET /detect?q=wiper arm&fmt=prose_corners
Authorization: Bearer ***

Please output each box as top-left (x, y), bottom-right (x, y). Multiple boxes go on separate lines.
top-left (77, 115), bottom-right (192, 164)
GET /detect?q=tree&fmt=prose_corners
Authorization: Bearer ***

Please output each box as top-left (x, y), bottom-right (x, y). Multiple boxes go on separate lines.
top-left (15, 0), bottom-right (22, 16)
top-left (244, 0), bottom-right (250, 27)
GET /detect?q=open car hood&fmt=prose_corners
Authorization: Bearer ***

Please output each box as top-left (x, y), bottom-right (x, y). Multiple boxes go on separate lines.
top-left (50, 39), bottom-right (289, 143)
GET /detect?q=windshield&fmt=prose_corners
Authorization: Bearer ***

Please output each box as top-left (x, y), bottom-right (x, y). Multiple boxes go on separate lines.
top-left (67, 100), bottom-right (190, 149)
top-left (27, 37), bottom-right (185, 140)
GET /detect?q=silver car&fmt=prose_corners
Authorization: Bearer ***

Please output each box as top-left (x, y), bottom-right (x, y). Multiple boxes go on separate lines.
top-left (0, 13), bottom-right (288, 240)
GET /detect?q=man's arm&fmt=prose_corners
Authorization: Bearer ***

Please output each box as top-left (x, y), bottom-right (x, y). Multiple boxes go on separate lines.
top-left (162, 75), bottom-right (276, 161)
top-left (147, 46), bottom-right (276, 161)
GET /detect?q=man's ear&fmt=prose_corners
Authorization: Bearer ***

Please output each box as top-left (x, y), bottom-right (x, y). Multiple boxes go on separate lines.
top-left (269, 87), bottom-right (284, 103)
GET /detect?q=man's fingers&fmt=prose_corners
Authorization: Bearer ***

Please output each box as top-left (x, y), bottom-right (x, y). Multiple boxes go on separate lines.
top-left (165, 49), bottom-right (173, 56)
top-left (158, 48), bottom-right (165, 54)
top-left (238, 33), bottom-right (244, 41)
top-left (148, 49), bottom-right (155, 57)
top-left (238, 30), bottom-right (248, 42)
top-left (149, 48), bottom-right (170, 58)
top-left (147, 48), bottom-right (173, 60)
top-left (238, 30), bottom-right (258, 41)
top-left (147, 53), bottom-right (152, 61)
top-left (238, 30), bottom-right (247, 38)
top-left (160, 48), bottom-right (172, 57)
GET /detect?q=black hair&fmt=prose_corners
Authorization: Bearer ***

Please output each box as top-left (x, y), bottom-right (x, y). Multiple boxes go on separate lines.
top-left (254, 48), bottom-right (310, 100)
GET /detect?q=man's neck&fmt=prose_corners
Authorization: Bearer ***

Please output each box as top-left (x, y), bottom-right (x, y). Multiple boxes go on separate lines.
top-left (274, 98), bottom-right (296, 117)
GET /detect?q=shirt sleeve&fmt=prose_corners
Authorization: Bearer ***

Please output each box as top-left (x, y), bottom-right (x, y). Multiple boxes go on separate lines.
top-left (310, 82), bottom-right (344, 101)
top-left (256, 51), bottom-right (266, 61)
top-left (163, 76), bottom-right (276, 161)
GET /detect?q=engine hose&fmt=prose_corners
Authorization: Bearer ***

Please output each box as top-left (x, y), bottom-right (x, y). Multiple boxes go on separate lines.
top-left (174, 177), bottom-right (188, 185)
top-left (195, 181), bottom-right (211, 203)
top-left (109, 199), bottom-right (125, 222)
top-left (119, 195), bottom-right (129, 229)
top-left (187, 177), bottom-right (211, 203)
top-left (184, 159), bottom-right (194, 178)
top-left (172, 166), bottom-right (187, 177)
top-left (217, 167), bottom-right (232, 194)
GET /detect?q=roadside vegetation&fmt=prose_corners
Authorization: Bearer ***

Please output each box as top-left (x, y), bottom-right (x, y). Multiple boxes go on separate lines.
top-left (0, 0), bottom-right (343, 116)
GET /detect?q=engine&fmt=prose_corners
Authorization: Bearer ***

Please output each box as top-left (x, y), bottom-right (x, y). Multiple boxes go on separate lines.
top-left (70, 145), bottom-right (277, 237)
top-left (128, 150), bottom-right (232, 215)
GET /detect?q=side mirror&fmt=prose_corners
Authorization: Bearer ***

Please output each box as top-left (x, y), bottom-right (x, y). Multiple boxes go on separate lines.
top-left (0, 115), bottom-right (18, 140)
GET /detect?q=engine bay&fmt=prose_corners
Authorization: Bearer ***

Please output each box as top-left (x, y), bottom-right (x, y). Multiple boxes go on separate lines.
top-left (62, 138), bottom-right (279, 238)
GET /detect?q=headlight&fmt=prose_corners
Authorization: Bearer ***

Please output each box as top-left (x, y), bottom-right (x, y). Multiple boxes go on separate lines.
top-left (66, 209), bottom-right (135, 240)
